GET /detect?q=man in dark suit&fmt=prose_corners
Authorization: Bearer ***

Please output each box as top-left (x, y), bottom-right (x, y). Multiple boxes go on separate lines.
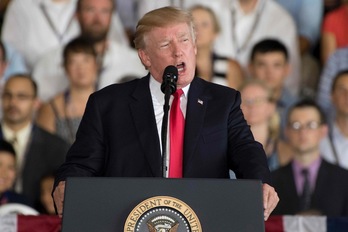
top-left (53, 6), bottom-right (279, 220)
top-left (0, 74), bottom-right (69, 209)
top-left (272, 99), bottom-right (348, 216)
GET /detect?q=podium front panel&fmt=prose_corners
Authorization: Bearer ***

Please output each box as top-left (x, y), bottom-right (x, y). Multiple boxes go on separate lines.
top-left (62, 177), bottom-right (264, 231)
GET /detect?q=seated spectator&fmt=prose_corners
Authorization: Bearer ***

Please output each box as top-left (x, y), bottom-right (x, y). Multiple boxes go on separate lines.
top-left (320, 70), bottom-right (348, 170)
top-left (240, 79), bottom-right (283, 170)
top-left (272, 99), bottom-right (348, 216)
top-left (321, 1), bottom-right (348, 64)
top-left (0, 74), bottom-right (69, 210)
top-left (0, 139), bottom-right (30, 207)
top-left (190, 5), bottom-right (244, 89)
top-left (36, 37), bottom-right (97, 145)
top-left (248, 39), bottom-right (298, 137)
top-left (317, 47), bottom-right (348, 121)
top-left (39, 173), bottom-right (55, 214)
top-left (33, 0), bottom-right (145, 102)
top-left (276, 0), bottom-right (322, 98)
top-left (1, 0), bottom-right (128, 71)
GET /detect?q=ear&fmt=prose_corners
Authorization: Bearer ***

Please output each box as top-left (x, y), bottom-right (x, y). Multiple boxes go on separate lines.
top-left (138, 49), bottom-right (151, 68)
top-left (283, 63), bottom-right (291, 79)
top-left (33, 98), bottom-right (41, 111)
top-left (247, 62), bottom-right (254, 77)
top-left (266, 102), bottom-right (276, 119)
top-left (320, 124), bottom-right (329, 139)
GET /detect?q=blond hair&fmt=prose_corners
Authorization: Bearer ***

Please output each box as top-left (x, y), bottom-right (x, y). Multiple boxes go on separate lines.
top-left (240, 79), bottom-right (280, 141)
top-left (239, 79), bottom-right (274, 101)
top-left (134, 6), bottom-right (195, 50)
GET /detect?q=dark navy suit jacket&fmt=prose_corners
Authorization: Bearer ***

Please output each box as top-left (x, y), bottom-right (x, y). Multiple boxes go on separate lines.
top-left (55, 75), bottom-right (271, 185)
top-left (272, 159), bottom-right (348, 216)
top-left (0, 125), bottom-right (69, 207)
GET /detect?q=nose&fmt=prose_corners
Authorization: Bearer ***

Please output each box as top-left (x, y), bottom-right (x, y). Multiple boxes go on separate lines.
top-left (172, 43), bottom-right (183, 58)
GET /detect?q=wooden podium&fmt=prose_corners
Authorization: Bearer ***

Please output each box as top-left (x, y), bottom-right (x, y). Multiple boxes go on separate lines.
top-left (61, 177), bottom-right (265, 231)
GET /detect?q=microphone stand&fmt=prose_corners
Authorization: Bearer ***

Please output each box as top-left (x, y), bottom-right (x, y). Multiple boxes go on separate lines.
top-left (161, 85), bottom-right (172, 178)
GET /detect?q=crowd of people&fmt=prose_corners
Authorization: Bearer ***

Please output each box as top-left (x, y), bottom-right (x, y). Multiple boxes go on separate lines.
top-left (0, 0), bottom-right (346, 218)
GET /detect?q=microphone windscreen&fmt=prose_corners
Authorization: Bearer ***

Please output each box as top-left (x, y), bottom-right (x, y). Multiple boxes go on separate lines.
top-left (163, 65), bottom-right (178, 77)
top-left (161, 65), bottom-right (178, 94)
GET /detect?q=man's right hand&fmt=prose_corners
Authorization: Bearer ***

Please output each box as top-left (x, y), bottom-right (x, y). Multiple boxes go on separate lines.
top-left (53, 181), bottom-right (66, 217)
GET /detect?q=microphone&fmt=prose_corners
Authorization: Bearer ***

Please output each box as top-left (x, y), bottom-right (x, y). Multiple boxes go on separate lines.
top-left (161, 65), bottom-right (178, 95)
top-left (160, 65), bottom-right (178, 177)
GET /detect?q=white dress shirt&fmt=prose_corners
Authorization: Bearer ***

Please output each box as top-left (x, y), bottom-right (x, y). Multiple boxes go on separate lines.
top-left (149, 75), bottom-right (189, 177)
top-left (2, 122), bottom-right (32, 193)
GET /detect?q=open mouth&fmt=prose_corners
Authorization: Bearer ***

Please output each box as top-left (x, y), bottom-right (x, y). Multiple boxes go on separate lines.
top-left (176, 62), bottom-right (185, 73)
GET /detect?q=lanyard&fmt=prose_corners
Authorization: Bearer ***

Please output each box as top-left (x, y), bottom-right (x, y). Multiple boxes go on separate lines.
top-left (231, 0), bottom-right (265, 56)
top-left (95, 41), bottom-right (109, 90)
top-left (39, 1), bottom-right (75, 44)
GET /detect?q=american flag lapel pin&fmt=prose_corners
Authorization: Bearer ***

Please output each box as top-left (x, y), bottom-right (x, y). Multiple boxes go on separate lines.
top-left (197, 99), bottom-right (203, 105)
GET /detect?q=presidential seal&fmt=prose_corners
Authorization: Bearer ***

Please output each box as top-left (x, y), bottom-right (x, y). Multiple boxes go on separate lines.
top-left (124, 196), bottom-right (202, 232)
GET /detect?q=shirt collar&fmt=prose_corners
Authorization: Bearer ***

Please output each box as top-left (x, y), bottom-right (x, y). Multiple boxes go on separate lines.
top-left (149, 74), bottom-right (190, 105)
top-left (292, 156), bottom-right (322, 179)
top-left (2, 122), bottom-right (32, 145)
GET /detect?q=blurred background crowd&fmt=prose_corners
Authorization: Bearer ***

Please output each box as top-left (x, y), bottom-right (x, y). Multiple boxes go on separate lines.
top-left (0, 0), bottom-right (347, 217)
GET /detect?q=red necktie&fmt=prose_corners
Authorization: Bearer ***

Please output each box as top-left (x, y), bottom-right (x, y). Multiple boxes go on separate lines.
top-left (169, 89), bottom-right (185, 178)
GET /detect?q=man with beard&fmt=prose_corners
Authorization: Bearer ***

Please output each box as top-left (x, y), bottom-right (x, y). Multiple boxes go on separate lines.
top-left (32, 0), bottom-right (146, 102)
top-left (0, 74), bottom-right (69, 210)
top-left (271, 99), bottom-right (348, 216)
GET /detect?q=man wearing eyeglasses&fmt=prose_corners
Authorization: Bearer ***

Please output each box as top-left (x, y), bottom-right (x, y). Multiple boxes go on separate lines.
top-left (0, 74), bottom-right (69, 211)
top-left (271, 99), bottom-right (348, 216)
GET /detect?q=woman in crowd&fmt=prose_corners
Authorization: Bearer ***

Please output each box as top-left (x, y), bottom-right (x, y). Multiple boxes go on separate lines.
top-left (240, 80), bottom-right (292, 170)
top-left (190, 5), bottom-right (244, 89)
top-left (36, 37), bottom-right (98, 145)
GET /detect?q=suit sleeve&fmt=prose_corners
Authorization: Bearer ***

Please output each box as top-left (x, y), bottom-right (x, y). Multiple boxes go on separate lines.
top-left (54, 93), bottom-right (105, 187)
top-left (227, 91), bottom-right (272, 185)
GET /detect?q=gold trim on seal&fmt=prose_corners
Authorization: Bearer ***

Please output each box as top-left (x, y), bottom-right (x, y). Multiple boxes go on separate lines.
top-left (124, 196), bottom-right (202, 232)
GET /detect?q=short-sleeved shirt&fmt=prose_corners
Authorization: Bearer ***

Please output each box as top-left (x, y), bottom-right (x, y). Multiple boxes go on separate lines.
top-left (322, 4), bottom-right (348, 48)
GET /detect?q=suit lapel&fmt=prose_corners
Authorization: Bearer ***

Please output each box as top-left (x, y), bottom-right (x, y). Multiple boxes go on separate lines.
top-left (311, 161), bottom-right (327, 206)
top-left (129, 75), bottom-right (162, 176)
top-left (286, 164), bottom-right (301, 206)
top-left (183, 78), bottom-right (209, 174)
